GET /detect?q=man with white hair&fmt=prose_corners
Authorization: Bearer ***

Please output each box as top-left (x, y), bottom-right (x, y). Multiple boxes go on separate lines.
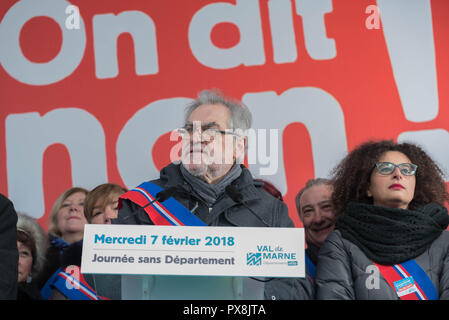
top-left (116, 89), bottom-right (295, 227)
top-left (115, 89), bottom-right (313, 299)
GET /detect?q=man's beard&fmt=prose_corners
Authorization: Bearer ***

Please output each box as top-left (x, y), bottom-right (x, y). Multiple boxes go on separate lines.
top-left (182, 161), bottom-right (207, 177)
top-left (180, 140), bottom-right (234, 182)
top-left (182, 160), bottom-right (231, 181)
top-left (181, 152), bottom-right (233, 182)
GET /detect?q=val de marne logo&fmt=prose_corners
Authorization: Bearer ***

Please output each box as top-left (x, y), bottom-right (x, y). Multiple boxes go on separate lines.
top-left (247, 252), bottom-right (262, 266)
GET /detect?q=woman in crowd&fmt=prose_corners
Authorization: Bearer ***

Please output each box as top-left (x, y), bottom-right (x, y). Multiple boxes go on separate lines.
top-left (315, 140), bottom-right (449, 300)
top-left (84, 183), bottom-right (128, 225)
top-left (43, 183), bottom-right (127, 300)
top-left (16, 213), bottom-right (48, 299)
top-left (58, 183), bottom-right (128, 268)
top-left (35, 187), bottom-right (88, 289)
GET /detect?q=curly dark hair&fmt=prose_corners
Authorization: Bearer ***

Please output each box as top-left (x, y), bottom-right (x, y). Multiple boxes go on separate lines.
top-left (331, 140), bottom-right (449, 215)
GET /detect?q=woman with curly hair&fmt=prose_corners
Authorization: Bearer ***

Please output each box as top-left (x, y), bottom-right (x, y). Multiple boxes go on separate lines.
top-left (315, 140), bottom-right (449, 300)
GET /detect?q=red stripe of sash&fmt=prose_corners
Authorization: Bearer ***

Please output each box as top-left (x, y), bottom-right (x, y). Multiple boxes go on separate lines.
top-left (374, 263), bottom-right (420, 300)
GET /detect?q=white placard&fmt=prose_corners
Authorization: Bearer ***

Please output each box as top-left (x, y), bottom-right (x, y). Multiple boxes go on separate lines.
top-left (81, 224), bottom-right (305, 278)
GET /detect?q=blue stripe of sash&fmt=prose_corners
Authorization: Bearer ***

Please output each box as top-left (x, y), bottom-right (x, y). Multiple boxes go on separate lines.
top-left (136, 182), bottom-right (206, 226)
top-left (41, 268), bottom-right (61, 299)
top-left (305, 254), bottom-right (316, 281)
top-left (400, 259), bottom-right (438, 300)
top-left (41, 268), bottom-right (99, 300)
top-left (52, 271), bottom-right (96, 300)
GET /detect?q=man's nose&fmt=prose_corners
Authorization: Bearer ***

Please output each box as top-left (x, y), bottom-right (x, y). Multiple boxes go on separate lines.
top-left (191, 126), bottom-right (203, 141)
top-left (312, 210), bottom-right (324, 224)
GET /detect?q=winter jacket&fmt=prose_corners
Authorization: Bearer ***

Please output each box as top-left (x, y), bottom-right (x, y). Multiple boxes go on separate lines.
top-left (0, 194), bottom-right (18, 300)
top-left (114, 163), bottom-right (293, 228)
top-left (17, 282), bottom-right (43, 300)
top-left (315, 230), bottom-right (449, 299)
top-left (113, 163), bottom-right (314, 299)
top-left (34, 235), bottom-right (67, 290)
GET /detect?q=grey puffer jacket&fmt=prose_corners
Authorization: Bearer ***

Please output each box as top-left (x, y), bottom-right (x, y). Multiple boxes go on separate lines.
top-left (114, 163), bottom-right (314, 300)
top-left (315, 230), bottom-right (449, 300)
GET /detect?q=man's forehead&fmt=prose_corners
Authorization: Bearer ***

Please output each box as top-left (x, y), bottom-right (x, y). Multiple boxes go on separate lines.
top-left (300, 185), bottom-right (333, 204)
top-left (187, 103), bottom-right (231, 126)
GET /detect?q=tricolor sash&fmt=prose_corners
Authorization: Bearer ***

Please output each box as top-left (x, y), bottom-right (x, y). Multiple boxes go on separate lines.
top-left (374, 259), bottom-right (438, 300)
top-left (305, 254), bottom-right (316, 282)
top-left (41, 266), bottom-right (105, 300)
top-left (120, 182), bottom-right (206, 226)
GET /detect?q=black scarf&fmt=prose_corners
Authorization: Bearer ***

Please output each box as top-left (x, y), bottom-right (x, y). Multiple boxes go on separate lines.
top-left (336, 202), bottom-right (449, 265)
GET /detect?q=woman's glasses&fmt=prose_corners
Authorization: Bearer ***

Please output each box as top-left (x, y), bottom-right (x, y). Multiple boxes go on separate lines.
top-left (375, 162), bottom-right (418, 176)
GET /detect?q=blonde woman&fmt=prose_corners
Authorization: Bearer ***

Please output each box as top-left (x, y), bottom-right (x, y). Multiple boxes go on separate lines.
top-left (42, 184), bottom-right (126, 300)
top-left (35, 187), bottom-right (88, 289)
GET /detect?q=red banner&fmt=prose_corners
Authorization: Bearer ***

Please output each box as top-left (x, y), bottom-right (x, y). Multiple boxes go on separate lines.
top-left (1, 0), bottom-right (448, 229)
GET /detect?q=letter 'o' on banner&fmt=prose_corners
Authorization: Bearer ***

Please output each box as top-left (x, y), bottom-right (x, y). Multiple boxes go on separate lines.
top-left (0, 0), bottom-right (86, 85)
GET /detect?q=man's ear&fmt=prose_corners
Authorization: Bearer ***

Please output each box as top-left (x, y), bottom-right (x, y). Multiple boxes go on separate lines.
top-left (234, 137), bottom-right (246, 164)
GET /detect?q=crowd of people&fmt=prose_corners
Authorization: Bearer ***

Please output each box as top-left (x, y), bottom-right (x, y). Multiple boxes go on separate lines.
top-left (0, 183), bottom-right (128, 300)
top-left (1, 89), bottom-right (448, 300)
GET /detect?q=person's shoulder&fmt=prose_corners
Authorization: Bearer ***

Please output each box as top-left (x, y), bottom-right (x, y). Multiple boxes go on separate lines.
top-left (323, 230), bottom-right (341, 243)
top-left (251, 178), bottom-right (279, 199)
top-left (0, 193), bottom-right (13, 210)
top-left (431, 230), bottom-right (449, 249)
top-left (322, 230), bottom-right (351, 249)
top-left (254, 185), bottom-right (285, 211)
top-left (159, 162), bottom-right (182, 180)
top-left (440, 230), bottom-right (449, 237)
top-left (0, 194), bottom-right (16, 222)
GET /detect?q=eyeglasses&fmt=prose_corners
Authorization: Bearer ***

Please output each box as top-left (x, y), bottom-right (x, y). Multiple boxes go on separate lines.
top-left (177, 125), bottom-right (241, 139)
top-left (375, 162), bottom-right (418, 176)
